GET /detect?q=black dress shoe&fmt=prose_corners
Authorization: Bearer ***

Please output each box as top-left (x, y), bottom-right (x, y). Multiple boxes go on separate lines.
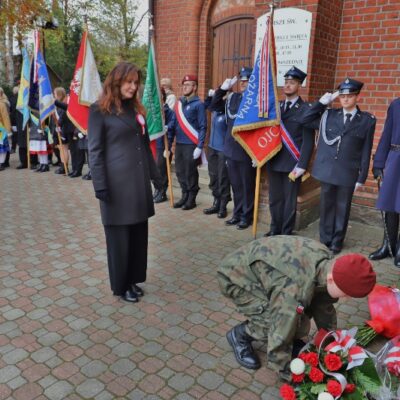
top-left (39, 164), bottom-right (49, 172)
top-left (330, 245), bottom-right (342, 255)
top-left (237, 221), bottom-right (251, 230)
top-left (69, 171), bottom-right (82, 178)
top-left (34, 164), bottom-right (43, 172)
top-left (154, 192), bottom-right (167, 203)
top-left (226, 322), bottom-right (261, 370)
top-left (263, 231), bottom-right (280, 237)
top-left (120, 289), bottom-right (139, 303)
top-left (369, 239), bottom-right (394, 261)
top-left (82, 172), bottom-right (92, 180)
top-left (16, 164), bottom-right (27, 170)
top-left (131, 284), bottom-right (144, 297)
top-left (182, 201), bottom-right (196, 210)
top-left (174, 197), bottom-right (188, 208)
top-left (54, 166), bottom-right (66, 174)
top-left (0, 164), bottom-right (5, 171)
top-left (203, 199), bottom-right (220, 215)
top-left (225, 217), bottom-right (240, 226)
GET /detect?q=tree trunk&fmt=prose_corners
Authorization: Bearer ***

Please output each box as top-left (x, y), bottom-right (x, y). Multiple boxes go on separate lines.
top-left (6, 21), bottom-right (14, 86)
top-left (0, 24), bottom-right (6, 86)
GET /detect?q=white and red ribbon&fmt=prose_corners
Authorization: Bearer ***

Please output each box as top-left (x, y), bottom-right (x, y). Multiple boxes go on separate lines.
top-left (175, 101), bottom-right (199, 145)
top-left (136, 114), bottom-right (146, 135)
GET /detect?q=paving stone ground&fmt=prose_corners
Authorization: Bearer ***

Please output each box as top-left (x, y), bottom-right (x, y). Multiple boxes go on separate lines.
top-left (1, 154), bottom-right (399, 400)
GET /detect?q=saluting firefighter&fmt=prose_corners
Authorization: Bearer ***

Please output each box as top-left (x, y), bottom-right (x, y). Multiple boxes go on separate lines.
top-left (265, 66), bottom-right (315, 236)
top-left (369, 98), bottom-right (400, 267)
top-left (300, 78), bottom-right (376, 254)
top-left (211, 67), bottom-right (255, 230)
top-left (170, 74), bottom-right (207, 210)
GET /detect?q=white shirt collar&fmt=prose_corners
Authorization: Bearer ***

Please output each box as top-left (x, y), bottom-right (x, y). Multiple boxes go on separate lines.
top-left (343, 108), bottom-right (357, 122)
top-left (284, 96), bottom-right (299, 108)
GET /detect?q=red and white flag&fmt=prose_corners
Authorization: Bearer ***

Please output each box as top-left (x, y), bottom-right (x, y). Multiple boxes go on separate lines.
top-left (67, 30), bottom-right (102, 134)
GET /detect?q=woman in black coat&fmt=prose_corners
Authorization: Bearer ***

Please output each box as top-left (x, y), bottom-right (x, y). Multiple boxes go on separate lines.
top-left (88, 62), bottom-right (162, 303)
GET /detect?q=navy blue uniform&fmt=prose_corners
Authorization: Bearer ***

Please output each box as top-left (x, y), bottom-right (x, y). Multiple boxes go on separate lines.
top-left (170, 95), bottom-right (207, 199)
top-left (210, 89), bottom-right (255, 224)
top-left (300, 101), bottom-right (376, 250)
top-left (266, 98), bottom-right (315, 234)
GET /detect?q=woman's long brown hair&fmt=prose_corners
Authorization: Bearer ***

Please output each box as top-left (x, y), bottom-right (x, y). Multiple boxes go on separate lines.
top-left (98, 62), bottom-right (146, 116)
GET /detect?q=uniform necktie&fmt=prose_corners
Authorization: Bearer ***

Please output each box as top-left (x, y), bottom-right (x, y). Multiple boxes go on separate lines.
top-left (344, 113), bottom-right (352, 127)
top-left (284, 101), bottom-right (292, 113)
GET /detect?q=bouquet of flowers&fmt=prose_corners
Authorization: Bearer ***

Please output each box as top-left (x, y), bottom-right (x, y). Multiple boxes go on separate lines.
top-left (373, 335), bottom-right (400, 399)
top-left (280, 328), bottom-right (382, 400)
top-left (356, 285), bottom-right (400, 347)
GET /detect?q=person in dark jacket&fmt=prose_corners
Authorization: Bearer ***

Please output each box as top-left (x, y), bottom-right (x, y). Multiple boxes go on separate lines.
top-left (169, 74), bottom-right (207, 210)
top-left (153, 88), bottom-right (174, 203)
top-left (265, 67), bottom-right (315, 236)
top-left (299, 78), bottom-right (376, 254)
top-left (369, 98), bottom-right (400, 267)
top-left (203, 89), bottom-right (231, 218)
top-left (210, 67), bottom-right (255, 230)
top-left (88, 62), bottom-right (162, 303)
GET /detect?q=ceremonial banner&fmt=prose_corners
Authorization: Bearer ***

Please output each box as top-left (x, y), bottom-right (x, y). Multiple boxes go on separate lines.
top-left (67, 30), bottom-right (102, 134)
top-left (142, 38), bottom-right (164, 142)
top-left (232, 11), bottom-right (282, 167)
top-left (37, 50), bottom-right (55, 123)
top-left (16, 47), bottom-right (31, 129)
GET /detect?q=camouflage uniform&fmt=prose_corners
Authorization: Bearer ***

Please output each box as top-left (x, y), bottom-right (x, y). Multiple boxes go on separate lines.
top-left (218, 235), bottom-right (337, 373)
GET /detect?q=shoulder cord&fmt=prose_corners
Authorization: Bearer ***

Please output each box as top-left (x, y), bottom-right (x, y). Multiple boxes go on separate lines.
top-left (225, 92), bottom-right (240, 121)
top-left (319, 109), bottom-right (342, 159)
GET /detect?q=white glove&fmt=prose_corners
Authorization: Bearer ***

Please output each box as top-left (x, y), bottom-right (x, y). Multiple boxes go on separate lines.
top-left (355, 182), bottom-right (363, 190)
top-left (331, 91), bottom-right (340, 101)
top-left (12, 126), bottom-right (17, 132)
top-left (291, 167), bottom-right (305, 179)
top-left (221, 76), bottom-right (238, 91)
top-left (193, 147), bottom-right (202, 159)
top-left (251, 159), bottom-right (257, 168)
top-left (208, 89), bottom-right (215, 97)
top-left (319, 92), bottom-right (334, 105)
top-left (163, 150), bottom-right (167, 158)
top-left (77, 132), bottom-right (85, 139)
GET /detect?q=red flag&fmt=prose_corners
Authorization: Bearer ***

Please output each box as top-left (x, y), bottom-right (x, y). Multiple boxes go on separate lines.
top-left (67, 31), bottom-right (102, 134)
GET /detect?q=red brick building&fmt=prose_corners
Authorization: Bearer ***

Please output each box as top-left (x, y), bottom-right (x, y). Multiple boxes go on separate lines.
top-left (151, 0), bottom-right (400, 227)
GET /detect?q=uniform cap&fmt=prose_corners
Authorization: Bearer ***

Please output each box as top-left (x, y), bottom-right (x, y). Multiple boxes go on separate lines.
top-left (337, 78), bottom-right (364, 94)
top-left (332, 254), bottom-right (376, 298)
top-left (284, 66), bottom-right (307, 84)
top-left (182, 74), bottom-right (198, 84)
top-left (239, 67), bottom-right (252, 81)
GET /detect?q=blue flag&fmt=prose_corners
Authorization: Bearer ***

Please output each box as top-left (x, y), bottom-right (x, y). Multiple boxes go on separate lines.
top-left (37, 51), bottom-right (55, 123)
top-left (16, 47), bottom-right (31, 129)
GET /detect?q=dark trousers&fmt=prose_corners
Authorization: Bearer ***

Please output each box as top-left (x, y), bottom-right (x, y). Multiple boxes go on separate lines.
top-left (207, 147), bottom-right (231, 202)
top-left (226, 157), bottom-right (256, 223)
top-left (18, 147), bottom-right (28, 167)
top-left (175, 143), bottom-right (199, 196)
top-left (103, 221), bottom-right (148, 295)
top-left (156, 148), bottom-right (169, 192)
top-left (69, 139), bottom-right (85, 174)
top-left (319, 182), bottom-right (354, 248)
top-left (268, 170), bottom-right (301, 235)
top-left (11, 131), bottom-right (17, 151)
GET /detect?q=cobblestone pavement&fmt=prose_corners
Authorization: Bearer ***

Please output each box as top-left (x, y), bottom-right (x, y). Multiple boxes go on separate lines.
top-left (1, 155), bottom-right (399, 400)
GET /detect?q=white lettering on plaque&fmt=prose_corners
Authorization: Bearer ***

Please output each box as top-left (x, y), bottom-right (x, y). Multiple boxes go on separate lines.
top-left (255, 8), bottom-right (312, 87)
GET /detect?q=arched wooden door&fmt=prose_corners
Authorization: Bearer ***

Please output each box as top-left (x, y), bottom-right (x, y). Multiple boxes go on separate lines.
top-left (211, 17), bottom-right (254, 89)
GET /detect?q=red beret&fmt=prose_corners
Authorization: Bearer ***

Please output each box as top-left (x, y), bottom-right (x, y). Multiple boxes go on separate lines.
top-left (332, 254), bottom-right (376, 298)
top-left (182, 74), bottom-right (198, 84)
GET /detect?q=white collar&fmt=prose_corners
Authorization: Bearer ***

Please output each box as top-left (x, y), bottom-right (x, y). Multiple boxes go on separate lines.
top-left (285, 96), bottom-right (299, 107)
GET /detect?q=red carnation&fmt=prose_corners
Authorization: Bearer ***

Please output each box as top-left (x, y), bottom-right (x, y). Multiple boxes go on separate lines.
top-left (387, 362), bottom-right (400, 377)
top-left (327, 380), bottom-right (342, 397)
top-left (299, 352), bottom-right (319, 367)
top-left (324, 353), bottom-right (343, 371)
top-left (309, 367), bottom-right (324, 383)
top-left (344, 383), bottom-right (356, 393)
top-left (291, 373), bottom-right (305, 383)
top-left (280, 383), bottom-right (296, 400)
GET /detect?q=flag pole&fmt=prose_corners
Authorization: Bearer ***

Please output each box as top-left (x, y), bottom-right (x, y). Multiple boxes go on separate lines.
top-left (27, 125), bottom-right (30, 169)
top-left (163, 134), bottom-right (174, 206)
top-left (252, 166), bottom-right (262, 239)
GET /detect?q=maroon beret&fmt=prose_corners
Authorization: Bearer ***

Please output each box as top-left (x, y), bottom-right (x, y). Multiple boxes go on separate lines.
top-left (332, 254), bottom-right (376, 298)
top-left (182, 74), bottom-right (198, 84)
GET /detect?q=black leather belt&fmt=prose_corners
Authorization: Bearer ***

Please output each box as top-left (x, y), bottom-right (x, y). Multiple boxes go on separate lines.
top-left (390, 144), bottom-right (400, 151)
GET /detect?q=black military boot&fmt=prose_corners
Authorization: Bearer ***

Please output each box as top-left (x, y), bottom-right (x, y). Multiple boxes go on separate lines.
top-left (226, 322), bottom-right (261, 370)
top-left (203, 198), bottom-right (220, 215)
top-left (369, 212), bottom-right (398, 260)
top-left (217, 198), bottom-right (229, 219)
top-left (394, 234), bottom-right (400, 267)
top-left (174, 192), bottom-right (188, 208)
top-left (182, 193), bottom-right (197, 210)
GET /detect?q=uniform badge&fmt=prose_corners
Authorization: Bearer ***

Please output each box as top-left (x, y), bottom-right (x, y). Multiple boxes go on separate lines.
top-left (296, 303), bottom-right (305, 314)
top-left (136, 114), bottom-right (146, 135)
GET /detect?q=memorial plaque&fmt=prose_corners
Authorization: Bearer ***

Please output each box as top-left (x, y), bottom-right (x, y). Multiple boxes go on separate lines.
top-left (255, 8), bottom-right (312, 87)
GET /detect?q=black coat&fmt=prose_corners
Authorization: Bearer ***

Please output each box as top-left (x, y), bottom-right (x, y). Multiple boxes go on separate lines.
top-left (300, 101), bottom-right (376, 187)
top-left (210, 88), bottom-right (251, 162)
top-left (88, 103), bottom-right (162, 226)
top-left (267, 97), bottom-right (315, 173)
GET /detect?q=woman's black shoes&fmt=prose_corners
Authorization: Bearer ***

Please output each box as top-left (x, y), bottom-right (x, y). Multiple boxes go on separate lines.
top-left (120, 289), bottom-right (139, 303)
top-left (131, 284), bottom-right (144, 297)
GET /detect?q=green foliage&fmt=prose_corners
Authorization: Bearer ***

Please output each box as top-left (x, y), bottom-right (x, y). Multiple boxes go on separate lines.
top-left (343, 387), bottom-right (367, 400)
top-left (351, 358), bottom-right (382, 396)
